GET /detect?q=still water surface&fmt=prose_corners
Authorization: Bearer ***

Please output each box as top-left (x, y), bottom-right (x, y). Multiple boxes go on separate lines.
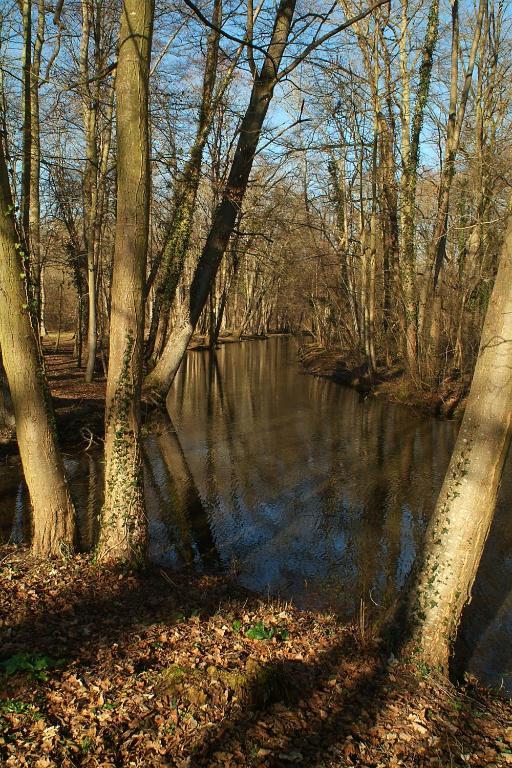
top-left (1, 337), bottom-right (511, 691)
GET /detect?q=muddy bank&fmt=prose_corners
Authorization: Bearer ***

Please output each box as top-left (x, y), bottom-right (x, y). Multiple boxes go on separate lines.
top-left (0, 546), bottom-right (511, 767)
top-left (299, 343), bottom-right (468, 418)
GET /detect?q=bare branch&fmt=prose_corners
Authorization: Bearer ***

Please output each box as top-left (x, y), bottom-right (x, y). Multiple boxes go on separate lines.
top-left (278, 0), bottom-right (391, 81)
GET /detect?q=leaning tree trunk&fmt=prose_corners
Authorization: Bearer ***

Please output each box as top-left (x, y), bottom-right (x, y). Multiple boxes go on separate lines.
top-left (403, 208), bottom-right (512, 670)
top-left (97, 0), bottom-right (153, 565)
top-left (0, 136), bottom-right (75, 556)
top-left (143, 0), bottom-right (297, 399)
top-left (145, 0), bottom-right (222, 362)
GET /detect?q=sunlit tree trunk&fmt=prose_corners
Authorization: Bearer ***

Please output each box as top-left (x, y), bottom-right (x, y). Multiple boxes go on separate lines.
top-left (19, 0), bottom-right (32, 245)
top-left (0, 348), bottom-right (15, 437)
top-left (404, 208), bottom-right (512, 670)
top-left (329, 157), bottom-right (359, 343)
top-left (418, 0), bottom-right (486, 372)
top-left (378, 44), bottom-right (399, 351)
top-left (80, 0), bottom-right (115, 382)
top-left (80, 0), bottom-right (98, 382)
top-left (92, 70), bottom-right (116, 362)
top-left (366, 35), bottom-right (380, 374)
top-left (453, 8), bottom-right (491, 372)
top-left (0, 136), bottom-right (75, 556)
top-left (97, 0), bottom-right (153, 565)
top-left (431, 0), bottom-right (486, 290)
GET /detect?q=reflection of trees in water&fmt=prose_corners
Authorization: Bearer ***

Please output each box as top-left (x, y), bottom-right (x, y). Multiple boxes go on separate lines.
top-left (80, 453), bottom-right (100, 550)
top-left (168, 339), bottom-right (465, 621)
top-left (10, 482), bottom-right (25, 545)
top-left (144, 413), bottom-right (220, 568)
top-left (0, 471), bottom-right (24, 543)
top-left (1, 339), bottom-right (509, 688)
top-left (0, 452), bottom-right (106, 549)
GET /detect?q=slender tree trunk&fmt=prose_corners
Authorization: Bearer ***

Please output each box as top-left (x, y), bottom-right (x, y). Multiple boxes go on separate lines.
top-left (431, 0), bottom-right (486, 289)
top-left (97, 0), bottom-right (153, 565)
top-left (39, 262), bottom-right (47, 336)
top-left (403, 208), bottom-right (512, 670)
top-left (0, 348), bottom-right (15, 436)
top-left (418, 0), bottom-right (486, 364)
top-left (329, 157), bottom-right (359, 341)
top-left (81, 0), bottom-right (99, 383)
top-left (0, 136), bottom-right (75, 556)
top-left (29, 0), bottom-right (45, 336)
top-left (366, 41), bottom-right (379, 374)
top-left (400, 0), bottom-right (440, 375)
top-left (144, 0), bottom-right (297, 399)
top-left (20, 0), bottom-right (32, 245)
top-left (378, 106), bottom-right (399, 347)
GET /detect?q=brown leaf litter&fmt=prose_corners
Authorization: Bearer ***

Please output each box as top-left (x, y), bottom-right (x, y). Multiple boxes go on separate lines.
top-left (0, 546), bottom-right (510, 767)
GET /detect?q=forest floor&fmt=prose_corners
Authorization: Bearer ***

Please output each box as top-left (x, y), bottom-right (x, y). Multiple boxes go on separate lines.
top-left (1, 546), bottom-right (511, 767)
top-left (44, 336), bottom-right (107, 450)
top-left (299, 343), bottom-right (469, 418)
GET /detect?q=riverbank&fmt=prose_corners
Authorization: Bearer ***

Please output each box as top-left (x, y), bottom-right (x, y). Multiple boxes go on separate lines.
top-left (0, 547), bottom-right (510, 767)
top-left (0, 332), bottom-right (280, 457)
top-left (299, 343), bottom-right (468, 418)
top-left (0, 336), bottom-right (107, 458)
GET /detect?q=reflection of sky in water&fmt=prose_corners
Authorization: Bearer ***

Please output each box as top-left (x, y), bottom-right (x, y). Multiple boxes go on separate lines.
top-left (396, 506), bottom-right (416, 590)
top-left (0, 337), bottom-right (510, 693)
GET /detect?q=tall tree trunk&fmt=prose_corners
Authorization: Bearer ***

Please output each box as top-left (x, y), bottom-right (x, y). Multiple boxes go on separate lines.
top-left (0, 348), bottom-right (15, 437)
top-left (400, 0), bottom-right (440, 375)
top-left (143, 0), bottom-right (297, 399)
top-left (29, 0), bottom-right (45, 336)
top-left (81, 0), bottom-right (99, 383)
top-left (418, 0), bottom-right (486, 367)
top-left (329, 157), bottom-right (359, 342)
top-left (378, 63), bottom-right (399, 347)
top-left (20, 0), bottom-right (32, 245)
top-left (431, 0), bottom-right (486, 289)
top-left (403, 208), bottom-right (512, 670)
top-left (97, 0), bottom-right (153, 565)
top-left (0, 136), bottom-right (75, 556)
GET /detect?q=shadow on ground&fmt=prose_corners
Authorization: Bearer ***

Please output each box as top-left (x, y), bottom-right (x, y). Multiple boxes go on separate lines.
top-left (0, 550), bottom-right (510, 767)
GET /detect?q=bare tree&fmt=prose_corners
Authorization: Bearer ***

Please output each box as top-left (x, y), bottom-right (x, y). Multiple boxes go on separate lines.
top-left (97, 0), bottom-right (154, 564)
top-left (0, 135), bottom-right (75, 556)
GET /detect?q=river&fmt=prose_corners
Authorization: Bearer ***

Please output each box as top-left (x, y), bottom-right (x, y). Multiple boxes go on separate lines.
top-left (1, 336), bottom-right (510, 692)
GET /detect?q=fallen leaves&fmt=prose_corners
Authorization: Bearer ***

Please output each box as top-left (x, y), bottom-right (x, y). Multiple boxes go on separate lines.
top-left (0, 546), bottom-right (511, 767)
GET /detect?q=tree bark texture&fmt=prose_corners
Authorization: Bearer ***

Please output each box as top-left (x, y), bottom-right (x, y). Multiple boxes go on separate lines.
top-left (97, 0), bottom-right (153, 565)
top-left (0, 136), bottom-right (75, 556)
